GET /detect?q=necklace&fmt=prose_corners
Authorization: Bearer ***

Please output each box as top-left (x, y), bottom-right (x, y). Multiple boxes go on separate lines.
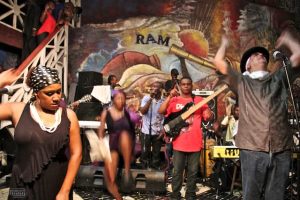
top-left (30, 103), bottom-right (62, 133)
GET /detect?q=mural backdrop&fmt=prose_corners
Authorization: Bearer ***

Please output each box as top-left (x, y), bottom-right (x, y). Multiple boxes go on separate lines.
top-left (69, 0), bottom-right (298, 116)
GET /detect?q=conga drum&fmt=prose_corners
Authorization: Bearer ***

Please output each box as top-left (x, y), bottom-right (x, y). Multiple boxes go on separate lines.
top-left (200, 138), bottom-right (216, 177)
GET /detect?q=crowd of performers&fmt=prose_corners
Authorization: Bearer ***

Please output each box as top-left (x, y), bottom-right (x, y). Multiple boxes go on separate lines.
top-left (0, 27), bottom-right (300, 200)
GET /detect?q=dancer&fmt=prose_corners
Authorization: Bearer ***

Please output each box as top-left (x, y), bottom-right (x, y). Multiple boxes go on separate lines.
top-left (98, 90), bottom-right (135, 200)
top-left (0, 66), bottom-right (82, 200)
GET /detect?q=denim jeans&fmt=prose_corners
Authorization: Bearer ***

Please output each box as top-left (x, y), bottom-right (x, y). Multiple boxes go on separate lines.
top-left (240, 149), bottom-right (291, 200)
top-left (171, 150), bottom-right (200, 200)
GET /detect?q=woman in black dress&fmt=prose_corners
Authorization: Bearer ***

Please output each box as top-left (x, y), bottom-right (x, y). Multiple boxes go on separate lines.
top-left (0, 66), bottom-right (82, 200)
top-left (98, 90), bottom-right (135, 200)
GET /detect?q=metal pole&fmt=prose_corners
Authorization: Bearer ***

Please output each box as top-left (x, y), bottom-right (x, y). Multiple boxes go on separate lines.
top-left (282, 58), bottom-right (300, 200)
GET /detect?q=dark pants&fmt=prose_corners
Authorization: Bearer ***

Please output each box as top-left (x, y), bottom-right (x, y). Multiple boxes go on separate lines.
top-left (140, 133), bottom-right (162, 168)
top-left (171, 150), bottom-right (200, 200)
top-left (240, 149), bottom-right (291, 200)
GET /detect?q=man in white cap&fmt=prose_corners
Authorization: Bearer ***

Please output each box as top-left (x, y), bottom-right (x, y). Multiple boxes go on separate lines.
top-left (213, 29), bottom-right (300, 200)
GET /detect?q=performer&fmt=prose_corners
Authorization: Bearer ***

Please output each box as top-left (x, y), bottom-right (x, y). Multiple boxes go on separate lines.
top-left (139, 81), bottom-right (164, 169)
top-left (0, 66), bottom-right (82, 200)
top-left (164, 68), bottom-right (180, 95)
top-left (213, 29), bottom-right (300, 200)
top-left (159, 76), bottom-right (212, 200)
top-left (220, 101), bottom-right (239, 145)
top-left (98, 89), bottom-right (135, 200)
top-left (108, 74), bottom-right (118, 90)
top-left (164, 68), bottom-right (180, 166)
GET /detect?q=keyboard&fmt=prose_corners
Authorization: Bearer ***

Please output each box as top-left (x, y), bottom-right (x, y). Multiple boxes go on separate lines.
top-left (210, 146), bottom-right (239, 159)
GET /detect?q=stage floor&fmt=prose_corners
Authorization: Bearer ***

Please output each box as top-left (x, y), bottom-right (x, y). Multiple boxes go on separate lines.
top-left (0, 184), bottom-right (243, 200)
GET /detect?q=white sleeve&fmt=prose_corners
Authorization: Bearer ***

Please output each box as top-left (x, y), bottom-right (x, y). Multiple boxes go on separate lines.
top-left (141, 95), bottom-right (151, 107)
top-left (221, 116), bottom-right (229, 126)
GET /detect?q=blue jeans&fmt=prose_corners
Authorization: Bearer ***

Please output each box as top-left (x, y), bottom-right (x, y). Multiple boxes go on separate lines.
top-left (171, 150), bottom-right (200, 200)
top-left (240, 149), bottom-right (291, 200)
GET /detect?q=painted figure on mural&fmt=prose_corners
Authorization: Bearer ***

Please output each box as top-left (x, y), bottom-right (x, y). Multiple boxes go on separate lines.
top-left (213, 28), bottom-right (300, 200)
top-left (0, 66), bottom-right (82, 200)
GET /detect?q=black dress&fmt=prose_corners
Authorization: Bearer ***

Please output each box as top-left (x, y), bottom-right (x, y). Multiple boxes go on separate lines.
top-left (106, 109), bottom-right (135, 152)
top-left (8, 104), bottom-right (72, 200)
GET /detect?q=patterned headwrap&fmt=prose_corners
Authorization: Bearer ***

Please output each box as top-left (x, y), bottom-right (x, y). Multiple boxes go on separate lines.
top-left (28, 66), bottom-right (61, 92)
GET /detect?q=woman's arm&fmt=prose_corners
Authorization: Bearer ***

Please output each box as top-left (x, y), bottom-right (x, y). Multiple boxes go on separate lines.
top-left (56, 109), bottom-right (82, 200)
top-left (98, 109), bottom-right (108, 139)
top-left (0, 68), bottom-right (22, 122)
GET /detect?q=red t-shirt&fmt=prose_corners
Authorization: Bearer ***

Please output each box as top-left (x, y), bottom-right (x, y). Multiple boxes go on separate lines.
top-left (37, 12), bottom-right (56, 35)
top-left (166, 96), bottom-right (208, 152)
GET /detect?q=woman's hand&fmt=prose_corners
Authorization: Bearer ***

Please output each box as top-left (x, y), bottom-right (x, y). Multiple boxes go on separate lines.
top-left (56, 191), bottom-right (69, 200)
top-left (0, 68), bottom-right (18, 88)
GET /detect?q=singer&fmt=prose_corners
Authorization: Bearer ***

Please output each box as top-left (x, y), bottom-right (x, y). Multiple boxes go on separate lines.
top-left (213, 29), bottom-right (300, 200)
top-left (139, 82), bottom-right (164, 169)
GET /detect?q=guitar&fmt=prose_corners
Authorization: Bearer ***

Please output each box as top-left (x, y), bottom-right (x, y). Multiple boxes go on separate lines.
top-left (164, 84), bottom-right (228, 138)
top-left (68, 94), bottom-right (93, 110)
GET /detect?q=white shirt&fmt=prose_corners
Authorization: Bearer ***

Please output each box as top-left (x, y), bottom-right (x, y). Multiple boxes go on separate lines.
top-left (242, 70), bottom-right (270, 79)
top-left (141, 95), bottom-right (164, 135)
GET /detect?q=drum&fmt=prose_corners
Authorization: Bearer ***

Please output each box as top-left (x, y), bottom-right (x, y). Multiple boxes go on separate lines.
top-left (200, 138), bottom-right (216, 177)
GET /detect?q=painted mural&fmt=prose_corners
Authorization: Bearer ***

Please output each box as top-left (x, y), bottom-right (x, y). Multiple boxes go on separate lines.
top-left (69, 0), bottom-right (297, 115)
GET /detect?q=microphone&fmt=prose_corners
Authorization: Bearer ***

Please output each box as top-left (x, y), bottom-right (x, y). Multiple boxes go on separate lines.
top-left (0, 86), bottom-right (14, 95)
top-left (273, 50), bottom-right (288, 61)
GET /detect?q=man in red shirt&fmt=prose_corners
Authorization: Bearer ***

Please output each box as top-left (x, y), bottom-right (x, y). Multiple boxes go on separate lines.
top-left (159, 76), bottom-right (212, 200)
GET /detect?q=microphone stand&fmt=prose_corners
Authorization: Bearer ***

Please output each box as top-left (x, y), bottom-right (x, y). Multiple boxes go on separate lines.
top-left (282, 58), bottom-right (300, 200)
top-left (148, 100), bottom-right (153, 169)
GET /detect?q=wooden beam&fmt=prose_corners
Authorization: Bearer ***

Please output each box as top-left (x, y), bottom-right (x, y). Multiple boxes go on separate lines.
top-left (0, 23), bottom-right (23, 49)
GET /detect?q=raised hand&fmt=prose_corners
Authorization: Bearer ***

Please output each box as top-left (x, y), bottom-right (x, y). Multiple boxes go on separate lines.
top-left (0, 68), bottom-right (18, 88)
top-left (276, 30), bottom-right (300, 67)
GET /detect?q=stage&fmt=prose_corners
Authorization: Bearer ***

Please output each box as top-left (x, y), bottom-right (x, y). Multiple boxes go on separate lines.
top-left (0, 171), bottom-right (297, 200)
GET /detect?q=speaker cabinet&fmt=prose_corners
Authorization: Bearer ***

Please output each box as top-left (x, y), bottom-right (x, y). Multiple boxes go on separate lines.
top-left (75, 165), bottom-right (167, 194)
top-left (120, 168), bottom-right (166, 194)
top-left (74, 86), bottom-right (94, 101)
top-left (78, 71), bottom-right (103, 86)
top-left (75, 102), bottom-right (103, 121)
top-left (75, 165), bottom-right (105, 189)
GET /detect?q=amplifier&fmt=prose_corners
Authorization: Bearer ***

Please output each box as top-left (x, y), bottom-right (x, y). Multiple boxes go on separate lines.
top-left (75, 165), bottom-right (106, 188)
top-left (78, 71), bottom-right (103, 86)
top-left (192, 90), bottom-right (214, 96)
top-left (120, 168), bottom-right (166, 194)
top-left (76, 102), bottom-right (103, 121)
top-left (75, 165), bottom-right (167, 194)
top-left (192, 90), bottom-right (217, 122)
